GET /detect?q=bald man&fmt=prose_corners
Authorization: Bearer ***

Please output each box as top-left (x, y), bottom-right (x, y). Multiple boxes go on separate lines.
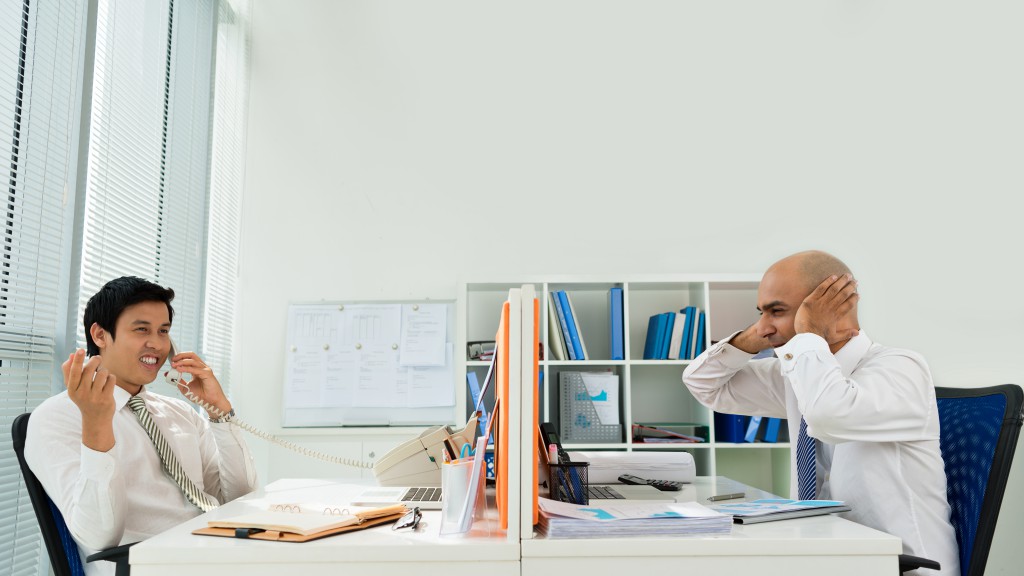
top-left (683, 251), bottom-right (957, 575)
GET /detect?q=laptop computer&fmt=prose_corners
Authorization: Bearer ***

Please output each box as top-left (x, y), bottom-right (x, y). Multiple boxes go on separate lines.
top-left (586, 483), bottom-right (677, 502)
top-left (352, 479), bottom-right (676, 509)
top-left (351, 486), bottom-right (444, 510)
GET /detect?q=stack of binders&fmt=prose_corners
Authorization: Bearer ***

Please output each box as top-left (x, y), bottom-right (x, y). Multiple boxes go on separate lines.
top-left (643, 306), bottom-right (706, 360)
top-left (548, 290), bottom-right (588, 361)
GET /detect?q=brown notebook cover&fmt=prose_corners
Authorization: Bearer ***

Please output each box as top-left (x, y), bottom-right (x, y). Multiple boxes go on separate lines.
top-left (193, 507), bottom-right (407, 542)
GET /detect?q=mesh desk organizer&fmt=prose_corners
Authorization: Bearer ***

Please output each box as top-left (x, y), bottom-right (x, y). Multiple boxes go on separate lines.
top-left (549, 458), bottom-right (590, 505)
top-left (559, 371), bottom-right (622, 443)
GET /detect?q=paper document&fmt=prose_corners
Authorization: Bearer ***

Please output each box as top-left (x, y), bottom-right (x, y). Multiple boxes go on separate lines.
top-left (580, 372), bottom-right (619, 425)
top-left (711, 499), bottom-right (850, 524)
top-left (399, 303), bottom-right (447, 366)
top-left (539, 497), bottom-right (723, 521)
top-left (537, 497), bottom-right (732, 539)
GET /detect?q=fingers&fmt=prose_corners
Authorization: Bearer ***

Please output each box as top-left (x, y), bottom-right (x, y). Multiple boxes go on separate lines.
top-left (64, 349), bottom-right (87, 391)
top-left (813, 274), bottom-right (858, 306)
top-left (67, 351), bottom-right (115, 401)
top-left (62, 353), bottom-right (74, 386)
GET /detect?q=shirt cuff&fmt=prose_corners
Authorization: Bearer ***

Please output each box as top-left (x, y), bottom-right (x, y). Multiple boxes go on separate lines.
top-left (775, 333), bottom-right (830, 373)
top-left (708, 331), bottom-right (757, 368)
top-left (79, 444), bottom-right (117, 481)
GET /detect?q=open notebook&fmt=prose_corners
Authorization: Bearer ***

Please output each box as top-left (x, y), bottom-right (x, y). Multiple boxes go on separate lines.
top-left (193, 504), bottom-right (407, 542)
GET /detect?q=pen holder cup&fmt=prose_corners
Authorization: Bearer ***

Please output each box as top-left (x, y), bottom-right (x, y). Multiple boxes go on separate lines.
top-left (439, 455), bottom-right (489, 537)
top-left (549, 462), bottom-right (589, 505)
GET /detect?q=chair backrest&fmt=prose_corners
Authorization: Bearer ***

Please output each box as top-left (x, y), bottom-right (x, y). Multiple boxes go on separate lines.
top-left (11, 412), bottom-right (86, 576)
top-left (936, 385), bottom-right (1023, 576)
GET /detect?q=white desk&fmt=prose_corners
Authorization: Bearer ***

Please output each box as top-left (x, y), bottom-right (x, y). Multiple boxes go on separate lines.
top-left (129, 478), bottom-right (519, 576)
top-left (524, 477), bottom-right (903, 576)
top-left (130, 477), bottom-right (902, 576)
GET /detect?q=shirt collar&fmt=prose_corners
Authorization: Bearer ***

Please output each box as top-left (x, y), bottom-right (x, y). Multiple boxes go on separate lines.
top-left (833, 330), bottom-right (872, 377)
top-left (114, 386), bottom-right (153, 411)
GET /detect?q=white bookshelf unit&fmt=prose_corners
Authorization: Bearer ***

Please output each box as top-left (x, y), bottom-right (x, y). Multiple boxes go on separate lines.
top-left (458, 275), bottom-right (791, 497)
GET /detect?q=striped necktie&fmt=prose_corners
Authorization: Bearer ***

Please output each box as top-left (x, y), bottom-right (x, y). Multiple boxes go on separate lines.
top-left (127, 395), bottom-right (217, 512)
top-left (796, 417), bottom-right (817, 500)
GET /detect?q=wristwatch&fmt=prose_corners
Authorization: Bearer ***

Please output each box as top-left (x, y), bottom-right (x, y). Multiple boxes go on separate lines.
top-left (209, 408), bottom-right (235, 424)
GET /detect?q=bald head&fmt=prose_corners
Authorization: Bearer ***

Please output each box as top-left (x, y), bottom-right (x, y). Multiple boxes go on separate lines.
top-left (767, 250), bottom-right (852, 297)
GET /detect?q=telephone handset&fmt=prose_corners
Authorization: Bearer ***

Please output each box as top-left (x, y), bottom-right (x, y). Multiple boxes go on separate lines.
top-left (164, 338), bottom-right (373, 469)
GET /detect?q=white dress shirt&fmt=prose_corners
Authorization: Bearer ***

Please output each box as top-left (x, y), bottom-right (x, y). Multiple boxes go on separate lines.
top-left (24, 386), bottom-right (258, 576)
top-left (683, 331), bottom-right (958, 576)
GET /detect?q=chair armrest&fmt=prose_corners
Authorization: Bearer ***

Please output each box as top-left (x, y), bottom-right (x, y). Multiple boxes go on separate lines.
top-left (86, 542), bottom-right (140, 576)
top-left (898, 553), bottom-right (941, 573)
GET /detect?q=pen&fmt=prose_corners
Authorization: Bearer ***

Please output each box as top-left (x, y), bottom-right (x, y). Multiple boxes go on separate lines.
top-left (708, 492), bottom-right (745, 501)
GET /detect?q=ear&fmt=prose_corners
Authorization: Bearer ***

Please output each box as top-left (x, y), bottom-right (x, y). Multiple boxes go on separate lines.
top-left (89, 322), bottom-right (109, 350)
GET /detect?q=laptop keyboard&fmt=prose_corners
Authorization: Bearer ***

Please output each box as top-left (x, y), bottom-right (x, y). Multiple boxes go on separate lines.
top-left (588, 485), bottom-right (624, 500)
top-left (401, 487), bottom-right (443, 503)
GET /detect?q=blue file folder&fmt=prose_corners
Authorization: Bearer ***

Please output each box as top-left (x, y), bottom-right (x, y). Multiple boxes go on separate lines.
top-left (679, 306), bottom-right (695, 360)
top-left (660, 312), bottom-right (675, 359)
top-left (693, 310), bottom-right (706, 357)
top-left (609, 287), bottom-right (624, 360)
top-left (466, 372), bottom-right (489, 438)
top-left (715, 412), bottom-right (749, 443)
top-left (762, 417), bottom-right (781, 443)
top-left (557, 291), bottom-right (585, 361)
top-left (643, 315), bottom-right (660, 360)
top-left (744, 415), bottom-right (763, 443)
top-left (552, 291), bottom-right (576, 360)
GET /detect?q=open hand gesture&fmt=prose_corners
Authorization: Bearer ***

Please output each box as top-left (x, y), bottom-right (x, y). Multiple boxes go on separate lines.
top-left (62, 349), bottom-right (116, 450)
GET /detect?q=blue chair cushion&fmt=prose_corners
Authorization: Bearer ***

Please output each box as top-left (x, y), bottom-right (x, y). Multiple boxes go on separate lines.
top-left (48, 499), bottom-right (86, 576)
top-left (937, 393), bottom-right (1005, 575)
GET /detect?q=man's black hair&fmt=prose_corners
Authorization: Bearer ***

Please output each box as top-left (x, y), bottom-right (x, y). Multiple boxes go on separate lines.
top-left (83, 276), bottom-right (175, 356)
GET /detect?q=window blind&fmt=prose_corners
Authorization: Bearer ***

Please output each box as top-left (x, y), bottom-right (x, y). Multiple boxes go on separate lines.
top-left (202, 0), bottom-right (252, 391)
top-left (77, 0), bottom-right (214, 398)
top-left (0, 1), bottom-right (88, 575)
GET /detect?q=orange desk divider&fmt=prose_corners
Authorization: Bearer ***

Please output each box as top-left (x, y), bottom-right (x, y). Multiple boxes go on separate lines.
top-left (495, 301), bottom-right (510, 529)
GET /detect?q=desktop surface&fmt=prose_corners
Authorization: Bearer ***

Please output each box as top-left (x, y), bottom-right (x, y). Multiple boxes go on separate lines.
top-left (129, 476), bottom-right (902, 576)
top-left (129, 478), bottom-right (518, 576)
top-left (524, 477), bottom-right (902, 576)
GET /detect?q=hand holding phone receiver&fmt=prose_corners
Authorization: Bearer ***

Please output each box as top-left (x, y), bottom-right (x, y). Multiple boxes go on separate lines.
top-left (162, 337), bottom-right (373, 470)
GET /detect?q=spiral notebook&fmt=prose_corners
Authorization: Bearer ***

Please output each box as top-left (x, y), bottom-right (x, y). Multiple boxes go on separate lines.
top-left (193, 504), bottom-right (407, 542)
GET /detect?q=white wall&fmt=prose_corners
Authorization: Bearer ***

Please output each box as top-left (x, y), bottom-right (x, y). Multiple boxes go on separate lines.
top-left (239, 1), bottom-right (1024, 572)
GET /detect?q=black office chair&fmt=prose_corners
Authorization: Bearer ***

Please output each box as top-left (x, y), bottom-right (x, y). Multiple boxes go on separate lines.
top-left (899, 384), bottom-right (1023, 576)
top-left (12, 412), bottom-right (137, 576)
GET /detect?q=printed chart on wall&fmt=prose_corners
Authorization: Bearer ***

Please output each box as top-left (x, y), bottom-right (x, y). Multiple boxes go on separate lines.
top-left (281, 301), bottom-right (456, 427)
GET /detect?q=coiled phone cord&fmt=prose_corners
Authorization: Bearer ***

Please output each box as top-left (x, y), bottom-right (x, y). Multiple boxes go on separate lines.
top-left (166, 369), bottom-right (373, 469)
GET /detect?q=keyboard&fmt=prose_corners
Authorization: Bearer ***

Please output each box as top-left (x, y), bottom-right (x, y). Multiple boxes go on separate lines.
top-left (587, 485), bottom-right (625, 500)
top-left (401, 486), bottom-right (442, 504)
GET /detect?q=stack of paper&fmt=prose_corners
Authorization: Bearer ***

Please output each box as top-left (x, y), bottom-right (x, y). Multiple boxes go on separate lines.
top-left (710, 499), bottom-right (851, 524)
top-left (566, 450), bottom-right (696, 484)
top-left (536, 497), bottom-right (732, 539)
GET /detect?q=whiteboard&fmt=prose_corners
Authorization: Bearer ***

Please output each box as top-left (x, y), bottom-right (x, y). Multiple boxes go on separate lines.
top-left (281, 300), bottom-right (456, 427)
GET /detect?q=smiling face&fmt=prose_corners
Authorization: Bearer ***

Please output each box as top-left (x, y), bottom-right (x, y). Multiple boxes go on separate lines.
top-left (89, 300), bottom-right (172, 395)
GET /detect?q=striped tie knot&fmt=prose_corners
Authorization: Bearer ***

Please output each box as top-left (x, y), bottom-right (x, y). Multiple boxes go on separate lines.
top-left (127, 394), bottom-right (217, 512)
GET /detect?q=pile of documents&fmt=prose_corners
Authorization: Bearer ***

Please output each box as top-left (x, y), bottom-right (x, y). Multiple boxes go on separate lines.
top-left (536, 497), bottom-right (732, 539)
top-left (710, 499), bottom-right (851, 524)
top-left (566, 450), bottom-right (696, 484)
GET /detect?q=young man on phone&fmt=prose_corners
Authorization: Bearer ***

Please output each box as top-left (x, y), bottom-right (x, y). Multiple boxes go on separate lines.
top-left (25, 276), bottom-right (258, 575)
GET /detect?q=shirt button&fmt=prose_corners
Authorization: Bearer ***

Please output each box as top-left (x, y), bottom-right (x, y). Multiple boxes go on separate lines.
top-left (784, 353), bottom-right (793, 360)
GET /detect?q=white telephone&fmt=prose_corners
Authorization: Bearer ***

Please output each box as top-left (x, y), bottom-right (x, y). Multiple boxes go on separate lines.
top-left (164, 338), bottom-right (477, 481)
top-left (370, 412), bottom-right (479, 487)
